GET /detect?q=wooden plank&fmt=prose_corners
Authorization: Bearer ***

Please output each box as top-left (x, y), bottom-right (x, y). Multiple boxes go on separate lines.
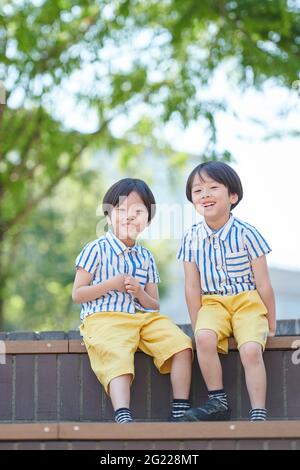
top-left (3, 336), bottom-right (299, 355)
top-left (0, 424), bottom-right (58, 441)
top-left (58, 421), bottom-right (300, 441)
top-left (70, 337), bottom-right (300, 354)
top-left (229, 336), bottom-right (300, 350)
top-left (0, 421), bottom-right (299, 442)
top-left (268, 336), bottom-right (300, 349)
top-left (4, 340), bottom-right (68, 354)
top-left (69, 339), bottom-right (86, 353)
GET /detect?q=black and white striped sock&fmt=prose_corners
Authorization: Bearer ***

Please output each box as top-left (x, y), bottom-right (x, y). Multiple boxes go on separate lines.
top-left (171, 399), bottom-right (191, 419)
top-left (250, 408), bottom-right (267, 421)
top-left (115, 407), bottom-right (134, 423)
top-left (208, 389), bottom-right (229, 409)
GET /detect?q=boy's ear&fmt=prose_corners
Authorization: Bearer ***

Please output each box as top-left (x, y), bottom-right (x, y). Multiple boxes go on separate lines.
top-left (104, 215), bottom-right (112, 232)
top-left (230, 193), bottom-right (239, 205)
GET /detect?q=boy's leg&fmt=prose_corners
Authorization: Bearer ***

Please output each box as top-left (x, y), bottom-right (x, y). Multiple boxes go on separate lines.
top-left (183, 329), bottom-right (230, 421)
top-left (183, 296), bottom-right (231, 421)
top-left (170, 348), bottom-right (192, 399)
top-left (80, 312), bottom-right (140, 423)
top-left (109, 374), bottom-right (132, 410)
top-left (239, 342), bottom-right (267, 421)
top-left (232, 290), bottom-right (269, 420)
top-left (109, 374), bottom-right (134, 423)
top-left (195, 329), bottom-right (223, 390)
top-left (138, 313), bottom-right (193, 421)
top-left (169, 348), bottom-right (192, 420)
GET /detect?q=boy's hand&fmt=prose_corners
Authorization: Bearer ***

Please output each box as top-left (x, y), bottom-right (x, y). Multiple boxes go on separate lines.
top-left (109, 274), bottom-right (127, 292)
top-left (124, 276), bottom-right (142, 298)
top-left (268, 319), bottom-right (277, 337)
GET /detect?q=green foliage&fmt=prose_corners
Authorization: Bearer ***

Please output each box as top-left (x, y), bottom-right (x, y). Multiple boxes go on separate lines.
top-left (0, 0), bottom-right (299, 328)
top-left (4, 174), bottom-right (99, 330)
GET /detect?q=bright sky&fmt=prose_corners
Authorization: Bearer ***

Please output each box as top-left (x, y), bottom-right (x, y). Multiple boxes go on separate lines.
top-left (163, 78), bottom-right (300, 271)
top-left (48, 61), bottom-right (300, 271)
top-left (231, 151), bottom-right (299, 271)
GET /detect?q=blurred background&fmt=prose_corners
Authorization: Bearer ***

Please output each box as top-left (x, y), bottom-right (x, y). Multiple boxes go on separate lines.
top-left (0, 0), bottom-right (299, 331)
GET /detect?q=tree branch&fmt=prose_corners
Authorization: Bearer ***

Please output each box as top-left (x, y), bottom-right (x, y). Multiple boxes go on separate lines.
top-left (4, 116), bottom-right (112, 232)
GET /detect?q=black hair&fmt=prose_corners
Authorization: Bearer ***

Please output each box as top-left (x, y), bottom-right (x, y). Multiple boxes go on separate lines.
top-left (186, 161), bottom-right (243, 210)
top-left (102, 178), bottom-right (156, 221)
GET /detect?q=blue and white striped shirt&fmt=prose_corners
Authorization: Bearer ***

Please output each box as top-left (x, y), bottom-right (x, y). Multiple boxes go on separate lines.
top-left (177, 215), bottom-right (271, 296)
top-left (76, 231), bottom-right (160, 320)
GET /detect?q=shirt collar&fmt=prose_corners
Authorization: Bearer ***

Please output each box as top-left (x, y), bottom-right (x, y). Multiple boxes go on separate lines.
top-left (106, 230), bottom-right (139, 256)
top-left (201, 214), bottom-right (235, 241)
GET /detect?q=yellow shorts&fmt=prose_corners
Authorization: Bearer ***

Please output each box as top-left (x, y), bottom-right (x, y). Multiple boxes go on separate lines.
top-left (195, 290), bottom-right (269, 354)
top-left (80, 311), bottom-right (192, 394)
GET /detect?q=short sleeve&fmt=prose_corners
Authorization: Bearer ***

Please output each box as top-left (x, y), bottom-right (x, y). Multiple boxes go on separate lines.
top-left (177, 228), bottom-right (196, 262)
top-left (244, 227), bottom-right (272, 261)
top-left (147, 252), bottom-right (160, 284)
top-left (75, 241), bottom-right (100, 275)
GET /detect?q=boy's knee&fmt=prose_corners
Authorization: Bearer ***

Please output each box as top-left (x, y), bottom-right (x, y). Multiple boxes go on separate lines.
top-left (195, 329), bottom-right (218, 352)
top-left (239, 342), bottom-right (263, 366)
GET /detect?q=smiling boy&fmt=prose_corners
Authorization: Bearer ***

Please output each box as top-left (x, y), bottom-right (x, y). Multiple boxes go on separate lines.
top-left (178, 161), bottom-right (276, 421)
top-left (73, 178), bottom-right (192, 423)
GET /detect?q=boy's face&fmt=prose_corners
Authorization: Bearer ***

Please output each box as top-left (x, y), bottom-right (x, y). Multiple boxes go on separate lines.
top-left (108, 191), bottom-right (149, 243)
top-left (191, 172), bottom-right (238, 226)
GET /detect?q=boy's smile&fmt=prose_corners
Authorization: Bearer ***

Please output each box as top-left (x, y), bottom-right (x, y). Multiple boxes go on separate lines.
top-left (191, 172), bottom-right (238, 230)
top-left (201, 200), bottom-right (216, 209)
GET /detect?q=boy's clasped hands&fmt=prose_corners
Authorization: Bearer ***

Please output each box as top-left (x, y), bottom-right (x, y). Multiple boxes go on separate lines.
top-left (109, 274), bottom-right (142, 297)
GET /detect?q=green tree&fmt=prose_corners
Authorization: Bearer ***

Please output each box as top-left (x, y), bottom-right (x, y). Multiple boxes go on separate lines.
top-left (4, 171), bottom-right (104, 330)
top-left (1, 0), bottom-right (299, 328)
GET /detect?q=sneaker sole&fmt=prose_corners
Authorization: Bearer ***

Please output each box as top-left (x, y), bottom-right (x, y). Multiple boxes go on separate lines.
top-left (183, 412), bottom-right (231, 422)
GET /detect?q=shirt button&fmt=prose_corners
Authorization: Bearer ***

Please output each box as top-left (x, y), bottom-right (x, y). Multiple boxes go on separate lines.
top-left (217, 265), bottom-right (222, 270)
top-left (214, 244), bottom-right (219, 249)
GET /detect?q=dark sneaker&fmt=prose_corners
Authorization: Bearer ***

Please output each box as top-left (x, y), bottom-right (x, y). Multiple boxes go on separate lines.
top-left (182, 398), bottom-right (231, 422)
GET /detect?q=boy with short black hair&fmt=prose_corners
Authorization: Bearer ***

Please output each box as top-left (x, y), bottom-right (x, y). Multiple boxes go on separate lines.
top-left (178, 161), bottom-right (276, 422)
top-left (73, 178), bottom-right (192, 423)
